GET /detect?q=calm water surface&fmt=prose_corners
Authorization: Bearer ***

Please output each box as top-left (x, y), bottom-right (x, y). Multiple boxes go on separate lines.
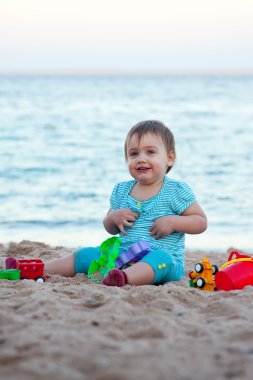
top-left (0, 75), bottom-right (253, 251)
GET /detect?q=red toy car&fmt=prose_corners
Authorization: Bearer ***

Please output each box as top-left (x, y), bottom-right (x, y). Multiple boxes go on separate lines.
top-left (16, 259), bottom-right (45, 282)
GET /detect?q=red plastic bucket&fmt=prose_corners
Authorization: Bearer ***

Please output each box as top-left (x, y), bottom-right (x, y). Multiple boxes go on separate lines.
top-left (215, 251), bottom-right (253, 291)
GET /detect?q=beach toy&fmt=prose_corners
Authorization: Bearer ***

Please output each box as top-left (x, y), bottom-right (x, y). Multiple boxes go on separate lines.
top-left (5, 257), bottom-right (17, 269)
top-left (1, 258), bottom-right (45, 282)
top-left (115, 240), bottom-right (151, 269)
top-left (16, 259), bottom-right (45, 282)
top-left (0, 269), bottom-right (21, 280)
top-left (215, 250), bottom-right (253, 291)
top-left (189, 257), bottom-right (218, 292)
top-left (88, 237), bottom-right (122, 282)
top-left (88, 238), bottom-right (151, 282)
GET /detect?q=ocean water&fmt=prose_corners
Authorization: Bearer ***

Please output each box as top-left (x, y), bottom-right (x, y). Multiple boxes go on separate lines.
top-left (0, 75), bottom-right (253, 251)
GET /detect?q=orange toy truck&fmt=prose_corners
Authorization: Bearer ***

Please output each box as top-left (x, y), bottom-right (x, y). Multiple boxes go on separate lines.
top-left (189, 257), bottom-right (218, 292)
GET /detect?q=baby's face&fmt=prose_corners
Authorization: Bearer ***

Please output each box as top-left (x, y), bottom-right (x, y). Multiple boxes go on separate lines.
top-left (126, 133), bottom-right (174, 185)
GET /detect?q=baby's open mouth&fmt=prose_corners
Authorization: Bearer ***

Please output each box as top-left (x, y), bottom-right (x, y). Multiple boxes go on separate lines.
top-left (137, 167), bottom-right (150, 171)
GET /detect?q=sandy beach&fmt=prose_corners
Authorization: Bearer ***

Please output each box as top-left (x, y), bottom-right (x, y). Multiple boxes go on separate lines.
top-left (1, 240), bottom-right (253, 380)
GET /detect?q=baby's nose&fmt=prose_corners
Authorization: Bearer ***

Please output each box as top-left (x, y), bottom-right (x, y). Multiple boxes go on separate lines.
top-left (137, 152), bottom-right (147, 162)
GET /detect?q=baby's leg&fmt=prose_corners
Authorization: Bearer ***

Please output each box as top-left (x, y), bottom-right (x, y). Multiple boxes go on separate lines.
top-left (139, 250), bottom-right (184, 285)
top-left (102, 262), bottom-right (154, 286)
top-left (44, 253), bottom-right (75, 277)
top-left (103, 250), bottom-right (184, 286)
top-left (44, 246), bottom-right (101, 277)
top-left (124, 262), bottom-right (155, 285)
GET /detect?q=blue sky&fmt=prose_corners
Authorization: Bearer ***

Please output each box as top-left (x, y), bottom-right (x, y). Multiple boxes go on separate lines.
top-left (0, 0), bottom-right (252, 73)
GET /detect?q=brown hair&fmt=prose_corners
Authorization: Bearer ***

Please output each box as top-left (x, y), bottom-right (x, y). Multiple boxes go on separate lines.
top-left (124, 120), bottom-right (176, 173)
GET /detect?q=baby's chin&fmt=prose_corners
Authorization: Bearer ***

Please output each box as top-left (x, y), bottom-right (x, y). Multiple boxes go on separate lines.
top-left (130, 170), bottom-right (163, 186)
top-left (135, 177), bottom-right (160, 186)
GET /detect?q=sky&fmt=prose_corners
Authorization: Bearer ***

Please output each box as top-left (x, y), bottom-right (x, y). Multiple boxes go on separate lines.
top-left (0, 0), bottom-right (253, 73)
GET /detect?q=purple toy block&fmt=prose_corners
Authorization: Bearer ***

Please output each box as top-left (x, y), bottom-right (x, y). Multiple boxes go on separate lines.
top-left (115, 241), bottom-right (151, 269)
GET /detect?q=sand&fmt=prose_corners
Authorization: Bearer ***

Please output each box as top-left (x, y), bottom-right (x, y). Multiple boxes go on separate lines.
top-left (1, 240), bottom-right (253, 380)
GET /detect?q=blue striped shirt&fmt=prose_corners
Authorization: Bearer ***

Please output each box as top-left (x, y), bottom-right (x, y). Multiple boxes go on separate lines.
top-left (110, 176), bottom-right (196, 267)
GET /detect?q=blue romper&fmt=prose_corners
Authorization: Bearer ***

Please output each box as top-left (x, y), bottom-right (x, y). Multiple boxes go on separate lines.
top-left (74, 176), bottom-right (196, 284)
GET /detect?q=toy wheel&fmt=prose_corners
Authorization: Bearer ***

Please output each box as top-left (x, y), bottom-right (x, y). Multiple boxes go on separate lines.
top-left (195, 263), bottom-right (204, 273)
top-left (196, 278), bottom-right (206, 288)
top-left (212, 265), bottom-right (219, 275)
top-left (36, 277), bottom-right (45, 283)
top-left (21, 277), bottom-right (29, 280)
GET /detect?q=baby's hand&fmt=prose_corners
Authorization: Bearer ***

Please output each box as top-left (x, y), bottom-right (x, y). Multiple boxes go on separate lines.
top-left (149, 216), bottom-right (175, 239)
top-left (110, 209), bottom-right (139, 235)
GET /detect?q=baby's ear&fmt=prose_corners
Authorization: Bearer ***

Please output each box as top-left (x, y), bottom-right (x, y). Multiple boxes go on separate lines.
top-left (168, 150), bottom-right (176, 166)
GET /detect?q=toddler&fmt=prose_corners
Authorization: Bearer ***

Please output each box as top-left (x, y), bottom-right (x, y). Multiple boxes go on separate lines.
top-left (44, 120), bottom-right (207, 286)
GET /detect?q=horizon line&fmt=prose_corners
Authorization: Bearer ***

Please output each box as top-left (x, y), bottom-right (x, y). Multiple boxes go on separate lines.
top-left (1, 68), bottom-right (253, 76)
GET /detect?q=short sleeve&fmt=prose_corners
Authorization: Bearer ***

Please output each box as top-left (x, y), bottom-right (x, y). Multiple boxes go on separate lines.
top-left (170, 182), bottom-right (196, 215)
top-left (110, 183), bottom-right (121, 210)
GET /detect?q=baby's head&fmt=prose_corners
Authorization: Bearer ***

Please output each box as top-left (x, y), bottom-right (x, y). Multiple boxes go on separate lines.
top-left (124, 120), bottom-right (176, 173)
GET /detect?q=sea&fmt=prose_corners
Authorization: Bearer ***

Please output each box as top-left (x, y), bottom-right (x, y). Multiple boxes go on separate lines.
top-left (0, 74), bottom-right (253, 252)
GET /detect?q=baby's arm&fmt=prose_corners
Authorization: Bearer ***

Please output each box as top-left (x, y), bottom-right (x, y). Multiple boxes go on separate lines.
top-left (103, 209), bottom-right (139, 235)
top-left (149, 202), bottom-right (207, 239)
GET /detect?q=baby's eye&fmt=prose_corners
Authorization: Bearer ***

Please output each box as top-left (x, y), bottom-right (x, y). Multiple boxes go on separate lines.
top-left (128, 152), bottom-right (138, 157)
top-left (147, 150), bottom-right (156, 155)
